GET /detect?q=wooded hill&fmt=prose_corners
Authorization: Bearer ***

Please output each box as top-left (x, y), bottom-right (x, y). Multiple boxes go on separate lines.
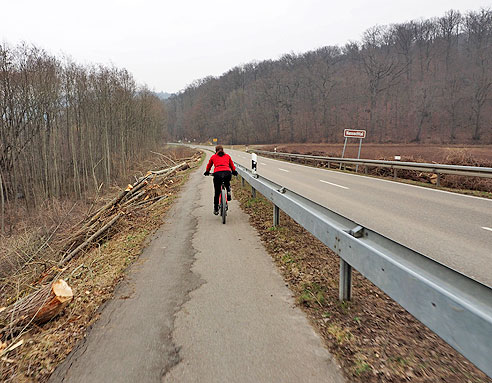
top-left (166, 9), bottom-right (492, 145)
top-left (0, 44), bottom-right (167, 213)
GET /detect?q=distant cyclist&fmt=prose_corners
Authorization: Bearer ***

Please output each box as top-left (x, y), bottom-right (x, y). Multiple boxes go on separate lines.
top-left (204, 145), bottom-right (238, 215)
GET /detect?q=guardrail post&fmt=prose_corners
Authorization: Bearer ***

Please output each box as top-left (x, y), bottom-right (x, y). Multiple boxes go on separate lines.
top-left (437, 173), bottom-right (441, 187)
top-left (339, 259), bottom-right (352, 301)
top-left (393, 168), bottom-right (397, 179)
top-left (364, 166), bottom-right (368, 174)
top-left (241, 176), bottom-right (245, 187)
top-left (273, 205), bottom-right (280, 227)
top-left (251, 186), bottom-right (256, 199)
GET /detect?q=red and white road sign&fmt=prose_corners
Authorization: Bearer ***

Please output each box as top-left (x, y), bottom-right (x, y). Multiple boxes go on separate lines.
top-left (344, 129), bottom-right (366, 138)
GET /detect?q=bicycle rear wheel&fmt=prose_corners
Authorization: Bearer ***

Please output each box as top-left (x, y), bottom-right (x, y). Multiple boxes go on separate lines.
top-left (221, 188), bottom-right (227, 224)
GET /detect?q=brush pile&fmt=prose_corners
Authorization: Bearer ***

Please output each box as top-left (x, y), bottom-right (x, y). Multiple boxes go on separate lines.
top-left (59, 161), bottom-right (191, 266)
top-left (0, 150), bottom-right (202, 339)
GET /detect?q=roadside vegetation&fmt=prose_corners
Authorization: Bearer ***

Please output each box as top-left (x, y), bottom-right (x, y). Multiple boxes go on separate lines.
top-left (0, 147), bottom-right (202, 382)
top-left (232, 177), bottom-right (489, 383)
top-left (0, 42), bottom-right (202, 382)
top-left (254, 143), bottom-right (492, 196)
top-left (0, 43), bottom-right (167, 235)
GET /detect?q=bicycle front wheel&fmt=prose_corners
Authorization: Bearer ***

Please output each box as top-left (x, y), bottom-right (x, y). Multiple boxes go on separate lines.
top-left (221, 188), bottom-right (227, 224)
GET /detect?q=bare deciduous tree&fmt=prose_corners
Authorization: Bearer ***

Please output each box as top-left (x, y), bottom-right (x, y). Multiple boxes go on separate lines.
top-left (0, 43), bottom-right (168, 230)
top-left (165, 8), bottom-right (492, 146)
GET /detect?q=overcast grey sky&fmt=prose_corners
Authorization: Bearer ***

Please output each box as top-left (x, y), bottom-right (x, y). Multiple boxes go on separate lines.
top-left (1, 0), bottom-right (490, 93)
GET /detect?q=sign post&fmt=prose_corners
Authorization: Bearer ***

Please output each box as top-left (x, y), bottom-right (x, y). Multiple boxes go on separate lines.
top-left (340, 129), bottom-right (366, 171)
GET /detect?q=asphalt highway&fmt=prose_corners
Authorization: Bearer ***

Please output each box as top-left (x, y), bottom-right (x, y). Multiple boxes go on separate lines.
top-left (226, 148), bottom-right (492, 287)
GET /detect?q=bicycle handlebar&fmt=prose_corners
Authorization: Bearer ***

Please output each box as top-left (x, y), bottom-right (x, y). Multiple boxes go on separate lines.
top-left (204, 172), bottom-right (238, 177)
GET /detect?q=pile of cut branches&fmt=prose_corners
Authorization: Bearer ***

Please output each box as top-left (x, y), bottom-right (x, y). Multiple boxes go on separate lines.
top-left (0, 152), bottom-right (201, 340)
top-left (59, 161), bottom-right (190, 266)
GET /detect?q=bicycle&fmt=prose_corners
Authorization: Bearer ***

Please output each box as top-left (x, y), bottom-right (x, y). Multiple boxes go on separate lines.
top-left (218, 180), bottom-right (228, 224)
top-left (205, 174), bottom-right (228, 224)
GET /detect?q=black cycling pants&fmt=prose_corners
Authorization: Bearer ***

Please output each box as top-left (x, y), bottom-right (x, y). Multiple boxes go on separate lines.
top-left (213, 171), bottom-right (231, 207)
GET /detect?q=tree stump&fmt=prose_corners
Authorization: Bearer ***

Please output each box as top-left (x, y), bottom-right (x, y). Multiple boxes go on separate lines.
top-left (1, 279), bottom-right (73, 336)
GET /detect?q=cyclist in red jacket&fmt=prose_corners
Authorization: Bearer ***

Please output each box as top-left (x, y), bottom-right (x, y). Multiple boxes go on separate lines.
top-left (204, 145), bottom-right (238, 215)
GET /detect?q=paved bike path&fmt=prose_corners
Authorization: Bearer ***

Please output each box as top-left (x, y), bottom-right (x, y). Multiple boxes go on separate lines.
top-left (50, 155), bottom-right (344, 382)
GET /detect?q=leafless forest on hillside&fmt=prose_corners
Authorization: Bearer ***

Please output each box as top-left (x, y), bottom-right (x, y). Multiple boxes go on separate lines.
top-left (166, 9), bottom-right (492, 145)
top-left (0, 44), bottom-right (167, 233)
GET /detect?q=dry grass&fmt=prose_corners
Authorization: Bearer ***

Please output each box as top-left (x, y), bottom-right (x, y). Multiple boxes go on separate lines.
top-left (232, 177), bottom-right (490, 383)
top-left (255, 144), bottom-right (492, 194)
top-left (0, 201), bottom-right (90, 305)
top-left (257, 143), bottom-right (492, 162)
top-left (0, 146), bottom-right (203, 382)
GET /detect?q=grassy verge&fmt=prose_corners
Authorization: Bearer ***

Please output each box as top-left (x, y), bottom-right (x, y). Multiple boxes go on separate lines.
top-left (232, 177), bottom-right (489, 383)
top-left (1, 150), bottom-right (204, 382)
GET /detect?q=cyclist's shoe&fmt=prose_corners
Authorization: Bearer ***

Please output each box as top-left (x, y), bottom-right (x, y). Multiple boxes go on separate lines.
top-left (213, 207), bottom-right (219, 215)
top-left (227, 191), bottom-right (232, 201)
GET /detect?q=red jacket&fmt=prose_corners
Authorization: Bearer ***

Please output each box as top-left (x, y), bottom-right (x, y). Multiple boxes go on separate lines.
top-left (206, 153), bottom-right (236, 173)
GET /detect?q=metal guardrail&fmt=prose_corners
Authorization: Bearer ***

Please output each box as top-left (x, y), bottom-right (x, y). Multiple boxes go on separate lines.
top-left (236, 163), bottom-right (492, 378)
top-left (250, 149), bottom-right (492, 182)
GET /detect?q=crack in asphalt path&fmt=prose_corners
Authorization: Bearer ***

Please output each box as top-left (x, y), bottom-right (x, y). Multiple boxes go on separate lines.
top-left (49, 168), bottom-right (204, 383)
top-left (162, 156), bottom-right (344, 383)
top-left (50, 157), bottom-right (344, 383)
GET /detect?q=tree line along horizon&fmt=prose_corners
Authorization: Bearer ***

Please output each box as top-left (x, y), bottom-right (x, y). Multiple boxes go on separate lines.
top-left (0, 43), bottom-right (166, 217)
top-left (1, 7), bottom-right (491, 214)
top-left (166, 8), bottom-right (492, 146)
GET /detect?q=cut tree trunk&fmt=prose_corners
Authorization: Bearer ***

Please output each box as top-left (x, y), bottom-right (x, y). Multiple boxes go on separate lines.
top-left (60, 213), bottom-right (122, 265)
top-left (1, 279), bottom-right (73, 336)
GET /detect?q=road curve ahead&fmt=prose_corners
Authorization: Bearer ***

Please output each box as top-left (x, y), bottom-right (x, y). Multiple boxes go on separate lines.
top-left (226, 148), bottom-right (492, 287)
top-left (50, 152), bottom-right (344, 383)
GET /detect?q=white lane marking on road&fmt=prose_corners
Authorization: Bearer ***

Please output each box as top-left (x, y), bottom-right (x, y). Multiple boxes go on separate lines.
top-left (334, 170), bottom-right (492, 202)
top-left (482, 227), bottom-right (492, 232)
top-left (320, 180), bottom-right (349, 189)
top-left (257, 155), bottom-right (492, 202)
top-left (278, 168), bottom-right (290, 172)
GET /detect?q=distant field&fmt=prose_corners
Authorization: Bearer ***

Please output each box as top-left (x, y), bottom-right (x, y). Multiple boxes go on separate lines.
top-left (248, 143), bottom-right (492, 194)
top-left (254, 143), bottom-right (492, 164)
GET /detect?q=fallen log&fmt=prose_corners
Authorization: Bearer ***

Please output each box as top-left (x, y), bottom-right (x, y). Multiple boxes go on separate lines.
top-left (82, 162), bottom-right (185, 226)
top-left (127, 196), bottom-right (168, 212)
top-left (88, 186), bottom-right (132, 225)
top-left (64, 179), bottom-right (151, 250)
top-left (88, 163), bottom-right (187, 223)
top-left (146, 162), bottom-right (188, 177)
top-left (151, 151), bottom-right (177, 165)
top-left (60, 213), bottom-right (122, 265)
top-left (62, 162), bottom-right (189, 263)
top-left (120, 190), bottom-right (148, 208)
top-left (123, 180), bottom-right (149, 200)
top-left (1, 280), bottom-right (73, 337)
